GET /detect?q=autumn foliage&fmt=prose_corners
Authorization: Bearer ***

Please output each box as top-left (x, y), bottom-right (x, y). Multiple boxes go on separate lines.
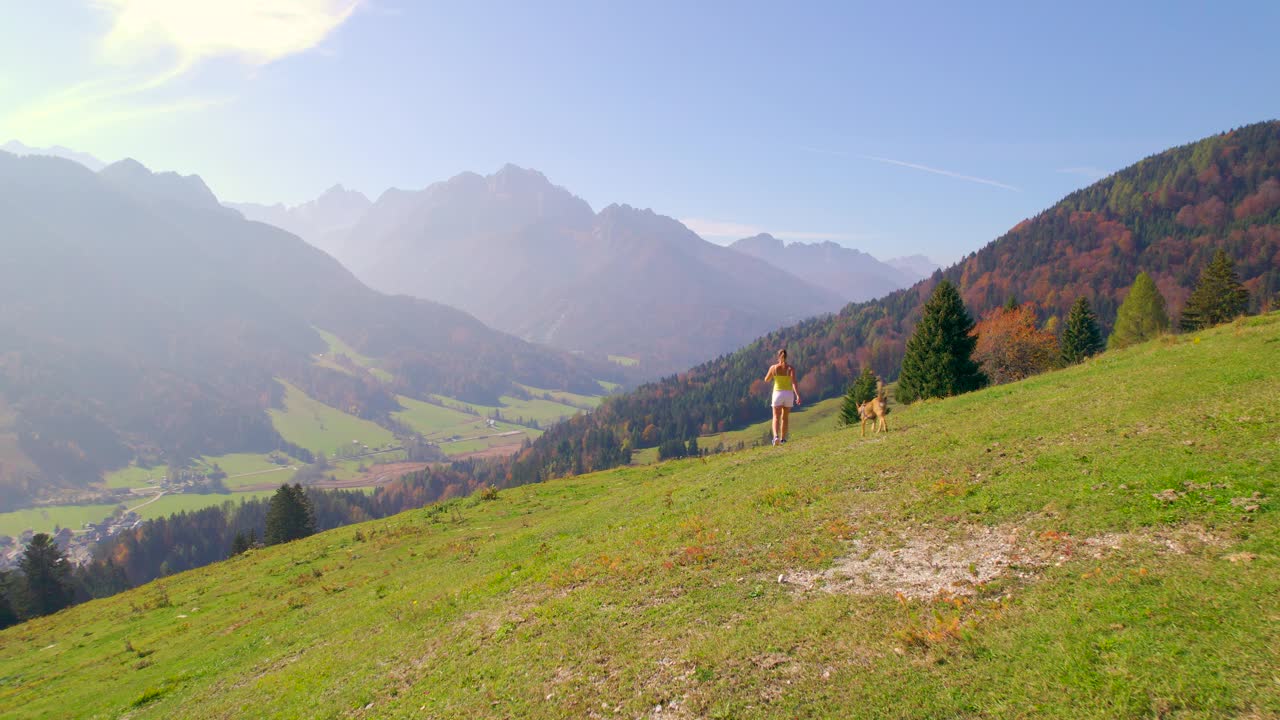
top-left (971, 304), bottom-right (1061, 385)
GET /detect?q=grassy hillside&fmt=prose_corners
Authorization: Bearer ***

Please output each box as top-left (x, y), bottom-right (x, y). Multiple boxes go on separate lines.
top-left (268, 381), bottom-right (397, 457)
top-left (2, 315), bottom-right (1276, 719)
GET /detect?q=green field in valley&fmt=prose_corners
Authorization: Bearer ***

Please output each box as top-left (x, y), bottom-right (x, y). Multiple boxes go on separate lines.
top-left (0, 490), bottom-right (282, 539)
top-left (608, 354), bottom-right (640, 367)
top-left (2, 314), bottom-right (1276, 718)
top-left (102, 464), bottom-right (169, 490)
top-left (268, 381), bottom-right (397, 458)
top-left (0, 503), bottom-right (122, 538)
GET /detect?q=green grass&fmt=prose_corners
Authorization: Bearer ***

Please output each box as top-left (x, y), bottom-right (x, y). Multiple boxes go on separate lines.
top-left (608, 354), bottom-right (640, 367)
top-left (429, 393), bottom-right (585, 428)
top-left (597, 380), bottom-right (622, 393)
top-left (0, 503), bottom-right (122, 538)
top-left (516, 384), bottom-right (603, 409)
top-left (268, 381), bottom-right (396, 457)
top-left (102, 464), bottom-right (168, 490)
top-left (0, 491), bottom-right (286, 538)
top-left (3, 315), bottom-right (1278, 719)
top-left (129, 491), bottom-right (278, 521)
top-left (314, 328), bottom-right (394, 382)
top-left (391, 395), bottom-right (482, 439)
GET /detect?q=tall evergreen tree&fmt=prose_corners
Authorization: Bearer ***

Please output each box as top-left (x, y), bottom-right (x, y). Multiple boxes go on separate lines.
top-left (840, 367), bottom-right (879, 426)
top-left (1180, 249), bottom-right (1250, 331)
top-left (896, 280), bottom-right (985, 403)
top-left (18, 533), bottom-right (74, 617)
top-left (0, 571), bottom-right (20, 629)
top-left (1108, 272), bottom-right (1169, 349)
top-left (1061, 297), bottom-right (1105, 364)
top-left (264, 484), bottom-right (316, 545)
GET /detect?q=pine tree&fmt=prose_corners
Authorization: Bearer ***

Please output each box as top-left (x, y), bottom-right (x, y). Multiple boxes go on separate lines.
top-left (840, 367), bottom-right (879, 426)
top-left (264, 484), bottom-right (316, 545)
top-left (1108, 272), bottom-right (1169, 349)
top-left (0, 571), bottom-right (20, 629)
top-left (230, 531), bottom-right (250, 556)
top-left (1180, 249), bottom-right (1249, 331)
top-left (1061, 296), bottom-right (1104, 364)
top-left (896, 280), bottom-right (985, 403)
top-left (18, 533), bottom-right (73, 617)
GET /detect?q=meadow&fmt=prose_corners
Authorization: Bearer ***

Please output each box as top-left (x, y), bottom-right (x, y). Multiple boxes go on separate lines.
top-left (1, 315), bottom-right (1275, 718)
top-left (268, 381), bottom-right (397, 458)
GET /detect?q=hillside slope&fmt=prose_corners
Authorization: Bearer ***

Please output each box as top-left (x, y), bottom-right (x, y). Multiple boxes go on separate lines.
top-left (3, 314), bottom-right (1276, 719)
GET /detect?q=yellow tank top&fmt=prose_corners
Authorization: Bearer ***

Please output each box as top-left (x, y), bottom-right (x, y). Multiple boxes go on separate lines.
top-left (773, 367), bottom-right (793, 392)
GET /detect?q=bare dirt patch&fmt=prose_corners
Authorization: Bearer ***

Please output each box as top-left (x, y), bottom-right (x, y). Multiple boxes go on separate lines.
top-left (783, 523), bottom-right (1230, 600)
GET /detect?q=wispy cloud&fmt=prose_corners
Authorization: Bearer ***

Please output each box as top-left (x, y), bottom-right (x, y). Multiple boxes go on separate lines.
top-left (7, 1), bottom-right (362, 136)
top-left (1057, 166), bottom-right (1110, 181)
top-left (800, 145), bottom-right (1020, 192)
top-left (861, 155), bottom-right (1020, 192)
top-left (681, 218), bottom-right (863, 244)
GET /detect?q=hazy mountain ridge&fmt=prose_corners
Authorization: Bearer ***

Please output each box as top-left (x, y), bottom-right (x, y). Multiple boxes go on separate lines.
top-left (728, 233), bottom-right (929, 302)
top-left (227, 184), bottom-right (372, 257)
top-left (330, 166), bottom-right (845, 373)
top-left (0, 152), bottom-right (616, 507)
top-left (1, 140), bottom-right (107, 172)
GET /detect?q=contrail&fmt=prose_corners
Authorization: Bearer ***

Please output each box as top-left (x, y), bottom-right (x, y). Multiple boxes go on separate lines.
top-left (861, 155), bottom-right (1020, 192)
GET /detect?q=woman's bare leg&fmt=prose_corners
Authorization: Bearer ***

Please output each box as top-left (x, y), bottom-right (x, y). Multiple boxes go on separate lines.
top-left (772, 406), bottom-right (782, 441)
top-left (780, 407), bottom-right (791, 441)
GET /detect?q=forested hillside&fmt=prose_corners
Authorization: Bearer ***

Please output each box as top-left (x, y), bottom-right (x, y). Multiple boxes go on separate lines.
top-left (0, 154), bottom-right (619, 506)
top-left (497, 121), bottom-right (1280, 482)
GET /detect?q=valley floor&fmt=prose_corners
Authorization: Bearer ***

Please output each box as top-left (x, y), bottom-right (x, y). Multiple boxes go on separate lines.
top-left (1, 315), bottom-right (1276, 719)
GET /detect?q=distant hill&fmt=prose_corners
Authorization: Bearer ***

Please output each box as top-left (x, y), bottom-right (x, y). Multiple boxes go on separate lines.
top-left (1, 140), bottom-right (106, 171)
top-left (729, 233), bottom-right (928, 302)
top-left (502, 121), bottom-right (1280, 480)
top-left (0, 153), bottom-right (616, 507)
top-left (227, 184), bottom-right (371, 258)
top-left (5, 313), bottom-right (1276, 717)
top-left (329, 165), bottom-right (845, 373)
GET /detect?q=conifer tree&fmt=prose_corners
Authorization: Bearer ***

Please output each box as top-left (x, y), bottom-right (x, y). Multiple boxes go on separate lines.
top-left (1061, 296), bottom-right (1104, 364)
top-left (1108, 272), bottom-right (1169, 349)
top-left (896, 280), bottom-right (985, 403)
top-left (840, 367), bottom-right (879, 426)
top-left (0, 571), bottom-right (20, 629)
top-left (18, 533), bottom-right (73, 617)
top-left (1180, 249), bottom-right (1249, 331)
top-left (264, 484), bottom-right (316, 545)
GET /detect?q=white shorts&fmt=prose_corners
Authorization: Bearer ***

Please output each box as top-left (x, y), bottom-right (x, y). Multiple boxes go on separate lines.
top-left (771, 390), bottom-right (795, 408)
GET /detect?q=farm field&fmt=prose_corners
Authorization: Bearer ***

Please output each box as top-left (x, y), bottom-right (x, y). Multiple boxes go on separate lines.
top-left (428, 393), bottom-right (584, 427)
top-left (3, 314), bottom-right (1276, 718)
top-left (0, 503), bottom-right (121, 538)
top-left (102, 464), bottom-right (169, 490)
top-left (268, 381), bottom-right (396, 458)
top-left (515, 384), bottom-right (603, 409)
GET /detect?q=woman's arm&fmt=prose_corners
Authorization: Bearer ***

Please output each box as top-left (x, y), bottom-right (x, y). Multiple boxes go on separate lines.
top-left (764, 364), bottom-right (776, 382)
top-left (791, 368), bottom-right (801, 404)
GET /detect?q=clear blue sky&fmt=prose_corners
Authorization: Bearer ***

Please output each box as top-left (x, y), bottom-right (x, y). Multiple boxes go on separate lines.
top-left (2, 1), bottom-right (1277, 263)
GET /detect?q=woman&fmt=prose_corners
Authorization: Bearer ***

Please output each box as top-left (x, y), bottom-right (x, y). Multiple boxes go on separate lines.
top-left (764, 348), bottom-right (800, 446)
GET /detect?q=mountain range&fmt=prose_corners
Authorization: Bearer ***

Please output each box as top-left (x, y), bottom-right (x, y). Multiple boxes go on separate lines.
top-left (227, 185), bottom-right (372, 258)
top-left (0, 152), bottom-right (617, 508)
top-left (233, 165), bottom-right (926, 373)
top-left (729, 233), bottom-right (936, 302)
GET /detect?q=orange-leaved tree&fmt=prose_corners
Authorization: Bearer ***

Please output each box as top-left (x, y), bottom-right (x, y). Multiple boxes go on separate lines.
top-left (971, 303), bottom-right (1061, 385)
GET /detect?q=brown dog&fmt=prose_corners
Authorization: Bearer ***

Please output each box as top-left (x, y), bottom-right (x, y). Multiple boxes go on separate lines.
top-left (857, 396), bottom-right (888, 436)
